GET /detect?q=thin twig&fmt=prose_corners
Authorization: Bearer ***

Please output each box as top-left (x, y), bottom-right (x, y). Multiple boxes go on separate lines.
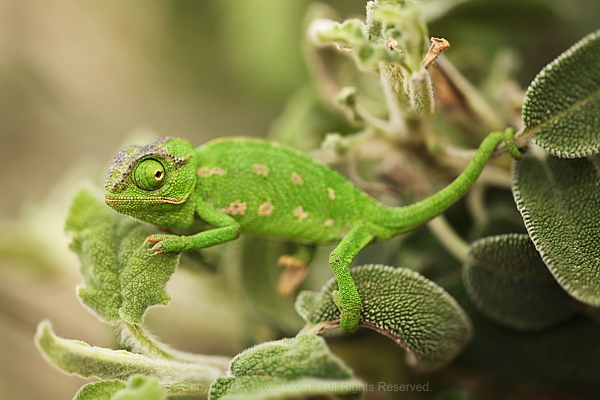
top-left (427, 215), bottom-right (469, 263)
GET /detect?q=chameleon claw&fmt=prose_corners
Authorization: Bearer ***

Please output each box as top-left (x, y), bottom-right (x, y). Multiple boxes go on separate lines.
top-left (146, 245), bottom-right (162, 256)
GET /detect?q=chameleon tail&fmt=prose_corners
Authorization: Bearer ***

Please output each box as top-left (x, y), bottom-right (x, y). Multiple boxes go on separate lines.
top-left (385, 128), bottom-right (521, 233)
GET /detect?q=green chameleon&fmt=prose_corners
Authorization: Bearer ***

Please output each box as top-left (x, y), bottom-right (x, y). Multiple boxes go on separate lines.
top-left (105, 129), bottom-right (521, 332)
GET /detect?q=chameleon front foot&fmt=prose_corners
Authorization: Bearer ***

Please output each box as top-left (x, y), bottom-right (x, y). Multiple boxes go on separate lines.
top-left (277, 255), bottom-right (309, 296)
top-left (145, 234), bottom-right (187, 255)
top-left (332, 290), bottom-right (361, 333)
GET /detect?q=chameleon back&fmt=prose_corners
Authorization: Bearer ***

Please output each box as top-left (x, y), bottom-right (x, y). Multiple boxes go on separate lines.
top-left (195, 138), bottom-right (383, 243)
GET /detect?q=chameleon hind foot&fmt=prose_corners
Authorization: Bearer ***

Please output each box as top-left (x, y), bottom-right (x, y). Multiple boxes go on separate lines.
top-left (276, 255), bottom-right (309, 296)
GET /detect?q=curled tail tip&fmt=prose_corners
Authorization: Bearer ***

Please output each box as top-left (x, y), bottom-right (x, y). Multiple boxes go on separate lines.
top-left (503, 127), bottom-right (524, 160)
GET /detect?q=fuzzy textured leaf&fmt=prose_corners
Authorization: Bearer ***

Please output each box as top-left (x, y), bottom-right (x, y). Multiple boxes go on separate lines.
top-left (309, 18), bottom-right (406, 69)
top-left (111, 376), bottom-right (165, 400)
top-left (523, 29), bottom-right (600, 157)
top-left (513, 154), bottom-right (600, 305)
top-left (35, 321), bottom-right (222, 392)
top-left (209, 335), bottom-right (362, 400)
top-left (73, 376), bottom-right (165, 400)
top-left (73, 381), bottom-right (126, 400)
top-left (464, 234), bottom-right (581, 330)
top-left (296, 264), bottom-right (472, 371)
top-left (65, 188), bottom-right (179, 323)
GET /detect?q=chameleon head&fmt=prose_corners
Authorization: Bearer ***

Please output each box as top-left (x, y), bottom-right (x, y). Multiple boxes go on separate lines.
top-left (104, 137), bottom-right (198, 229)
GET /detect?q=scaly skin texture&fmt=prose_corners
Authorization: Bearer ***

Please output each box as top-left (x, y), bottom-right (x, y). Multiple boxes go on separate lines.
top-left (105, 130), bottom-right (518, 332)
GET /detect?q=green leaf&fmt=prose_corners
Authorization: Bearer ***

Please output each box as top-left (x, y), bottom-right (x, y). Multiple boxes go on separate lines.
top-left (296, 264), bottom-right (472, 371)
top-left (464, 234), bottom-right (581, 330)
top-left (73, 381), bottom-right (126, 400)
top-left (117, 322), bottom-right (231, 369)
top-left (512, 154), bottom-right (600, 306)
top-left (65, 188), bottom-right (179, 324)
top-left (73, 376), bottom-right (165, 400)
top-left (111, 376), bottom-right (165, 400)
top-left (522, 29), bottom-right (600, 157)
top-left (35, 321), bottom-right (222, 395)
top-left (209, 335), bottom-right (362, 400)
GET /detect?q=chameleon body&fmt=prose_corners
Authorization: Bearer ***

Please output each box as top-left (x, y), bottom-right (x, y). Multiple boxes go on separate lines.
top-left (105, 131), bottom-right (518, 332)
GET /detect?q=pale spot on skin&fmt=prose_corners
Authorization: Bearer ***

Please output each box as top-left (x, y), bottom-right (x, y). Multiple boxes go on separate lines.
top-left (252, 163), bottom-right (270, 176)
top-left (324, 218), bottom-right (334, 227)
top-left (198, 167), bottom-right (227, 177)
top-left (327, 187), bottom-right (336, 200)
top-left (258, 201), bottom-right (274, 216)
top-left (220, 200), bottom-right (247, 216)
top-left (293, 206), bottom-right (308, 221)
top-left (290, 172), bottom-right (304, 185)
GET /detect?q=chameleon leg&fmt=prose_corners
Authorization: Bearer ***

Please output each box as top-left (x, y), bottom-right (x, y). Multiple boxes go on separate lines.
top-left (329, 226), bottom-right (374, 333)
top-left (146, 225), bottom-right (240, 254)
top-left (277, 244), bottom-right (316, 296)
top-left (147, 201), bottom-right (241, 254)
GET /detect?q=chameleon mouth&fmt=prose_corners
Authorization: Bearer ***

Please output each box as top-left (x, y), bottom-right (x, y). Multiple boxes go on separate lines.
top-left (105, 196), bottom-right (187, 205)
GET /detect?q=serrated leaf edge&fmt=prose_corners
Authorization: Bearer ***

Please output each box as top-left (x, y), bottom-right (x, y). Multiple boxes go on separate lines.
top-left (463, 233), bottom-right (580, 330)
top-left (297, 264), bottom-right (473, 368)
top-left (512, 158), bottom-right (600, 306)
top-left (523, 29), bottom-right (600, 158)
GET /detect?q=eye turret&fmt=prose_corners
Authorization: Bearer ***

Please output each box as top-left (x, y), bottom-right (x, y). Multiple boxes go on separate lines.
top-left (133, 159), bottom-right (165, 191)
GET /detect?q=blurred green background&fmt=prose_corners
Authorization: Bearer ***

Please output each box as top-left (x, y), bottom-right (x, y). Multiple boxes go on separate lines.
top-left (1, 0), bottom-right (599, 399)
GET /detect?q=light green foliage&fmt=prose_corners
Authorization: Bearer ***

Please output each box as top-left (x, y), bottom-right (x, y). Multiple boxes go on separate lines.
top-left (464, 234), bottom-right (581, 330)
top-left (296, 265), bottom-right (472, 371)
top-left (308, 18), bottom-right (406, 70)
top-left (117, 322), bottom-right (231, 369)
top-left (512, 154), bottom-right (600, 306)
top-left (307, 0), bottom-right (427, 73)
top-left (368, 1), bottom-right (428, 71)
top-left (308, 0), bottom-right (431, 114)
top-left (73, 376), bottom-right (165, 400)
top-left (35, 321), bottom-right (222, 396)
top-left (209, 335), bottom-right (362, 400)
top-left (66, 188), bottom-right (179, 324)
top-left (73, 381), bottom-right (127, 400)
top-left (111, 376), bottom-right (165, 400)
top-left (523, 29), bottom-right (600, 157)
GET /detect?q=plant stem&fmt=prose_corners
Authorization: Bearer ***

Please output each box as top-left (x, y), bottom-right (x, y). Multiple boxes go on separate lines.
top-left (379, 62), bottom-right (409, 139)
top-left (427, 215), bottom-right (469, 263)
top-left (119, 322), bottom-right (230, 372)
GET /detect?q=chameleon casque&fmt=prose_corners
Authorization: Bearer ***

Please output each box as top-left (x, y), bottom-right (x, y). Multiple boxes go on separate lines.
top-left (105, 131), bottom-right (520, 332)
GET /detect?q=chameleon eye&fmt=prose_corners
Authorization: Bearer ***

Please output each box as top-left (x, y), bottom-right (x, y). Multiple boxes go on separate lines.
top-left (133, 159), bottom-right (165, 191)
